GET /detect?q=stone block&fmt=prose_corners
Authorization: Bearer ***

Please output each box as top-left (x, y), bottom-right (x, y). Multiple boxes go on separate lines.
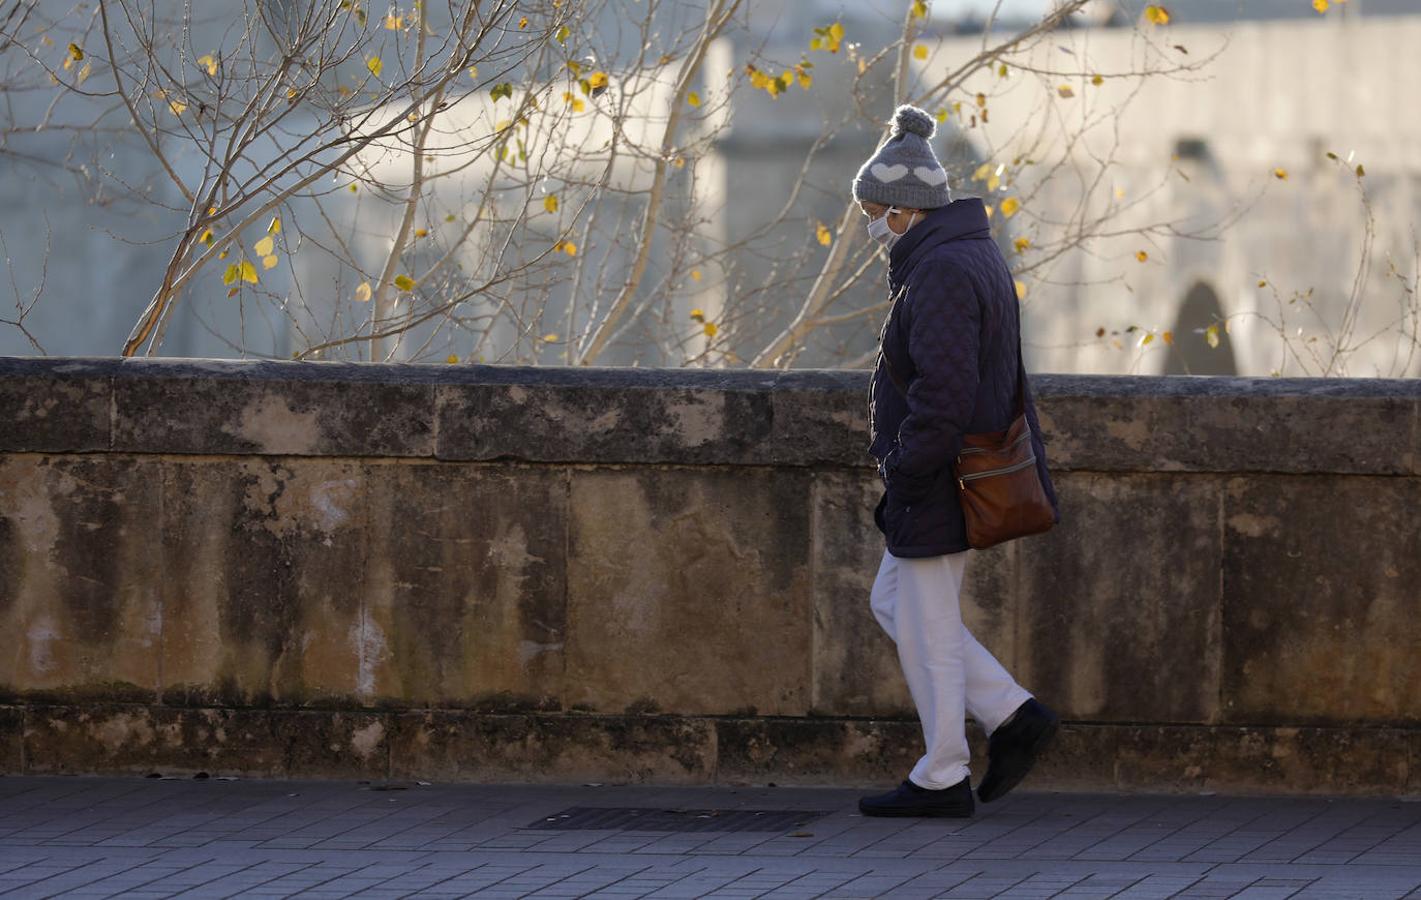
top-left (435, 372), bottom-right (773, 465)
top-left (281, 710), bottom-right (391, 778)
top-left (387, 711), bottom-right (715, 783)
top-left (0, 358), bottom-right (111, 452)
top-left (714, 718), bottom-right (926, 787)
top-left (1014, 472), bottom-right (1223, 723)
top-left (807, 470), bottom-right (1019, 718)
top-left (0, 706), bottom-right (21, 773)
top-left (1220, 475), bottom-right (1421, 725)
top-left (24, 706), bottom-right (391, 778)
top-left (159, 457), bottom-right (371, 707)
top-left (1029, 723), bottom-right (1412, 795)
top-left (360, 462), bottom-right (567, 709)
top-left (566, 467), bottom-right (813, 716)
top-left (0, 455), bottom-right (162, 702)
top-left (112, 359), bottom-right (435, 457)
top-left (1036, 375), bottom-right (1418, 475)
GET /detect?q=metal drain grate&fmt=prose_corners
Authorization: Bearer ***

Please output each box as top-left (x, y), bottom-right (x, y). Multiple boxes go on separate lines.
top-left (526, 807), bottom-right (829, 833)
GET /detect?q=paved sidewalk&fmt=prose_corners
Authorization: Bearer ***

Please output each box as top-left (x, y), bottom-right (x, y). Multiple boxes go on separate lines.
top-left (1, 777), bottom-right (1418, 899)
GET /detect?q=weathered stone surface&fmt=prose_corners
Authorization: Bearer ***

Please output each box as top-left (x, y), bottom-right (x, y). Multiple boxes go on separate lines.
top-left (714, 718), bottom-right (926, 786)
top-left (282, 711), bottom-right (391, 778)
top-left (0, 706), bottom-right (21, 772)
top-left (1038, 375), bottom-right (1420, 475)
top-left (1220, 475), bottom-right (1421, 725)
top-left (360, 462), bottom-right (567, 710)
top-left (1032, 724), bottom-right (1413, 796)
top-left (113, 359), bottom-right (436, 457)
top-left (19, 705), bottom-right (383, 778)
top-left (0, 358), bottom-right (111, 452)
top-left (159, 457), bottom-right (371, 707)
top-left (388, 712), bottom-right (715, 783)
top-left (807, 469), bottom-right (1017, 718)
top-left (435, 373), bottom-right (773, 465)
top-left (566, 467), bottom-right (813, 716)
top-left (0, 455), bottom-right (162, 703)
top-left (1014, 472), bottom-right (1222, 724)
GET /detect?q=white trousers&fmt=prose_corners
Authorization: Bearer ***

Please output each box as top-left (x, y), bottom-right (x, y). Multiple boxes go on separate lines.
top-left (869, 548), bottom-right (1033, 790)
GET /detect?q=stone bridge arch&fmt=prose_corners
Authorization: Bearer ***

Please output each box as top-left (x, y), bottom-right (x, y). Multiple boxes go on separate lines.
top-left (1162, 282), bottom-right (1237, 375)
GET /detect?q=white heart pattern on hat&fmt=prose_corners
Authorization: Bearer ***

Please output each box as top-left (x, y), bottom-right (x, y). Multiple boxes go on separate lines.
top-left (915, 166), bottom-right (948, 185)
top-left (871, 162), bottom-right (909, 183)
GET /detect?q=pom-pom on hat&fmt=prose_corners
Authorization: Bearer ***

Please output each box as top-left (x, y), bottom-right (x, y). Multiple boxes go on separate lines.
top-left (852, 105), bottom-right (952, 210)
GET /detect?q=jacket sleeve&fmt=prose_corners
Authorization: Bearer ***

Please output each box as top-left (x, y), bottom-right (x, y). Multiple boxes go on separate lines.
top-left (882, 257), bottom-right (980, 504)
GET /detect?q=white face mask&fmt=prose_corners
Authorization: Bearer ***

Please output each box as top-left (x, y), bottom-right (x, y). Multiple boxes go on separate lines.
top-left (866, 207), bottom-right (916, 250)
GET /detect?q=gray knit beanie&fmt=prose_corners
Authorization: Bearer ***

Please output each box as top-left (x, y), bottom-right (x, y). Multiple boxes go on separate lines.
top-left (852, 105), bottom-right (951, 209)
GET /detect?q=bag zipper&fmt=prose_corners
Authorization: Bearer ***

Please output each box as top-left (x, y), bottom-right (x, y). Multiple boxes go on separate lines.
top-left (958, 428), bottom-right (1032, 456)
top-left (958, 453), bottom-right (1037, 490)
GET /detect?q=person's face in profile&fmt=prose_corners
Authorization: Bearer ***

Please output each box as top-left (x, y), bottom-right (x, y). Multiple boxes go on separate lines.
top-left (859, 201), bottom-right (921, 236)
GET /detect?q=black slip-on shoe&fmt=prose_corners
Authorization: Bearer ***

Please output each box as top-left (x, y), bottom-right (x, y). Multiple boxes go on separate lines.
top-left (977, 698), bottom-right (1059, 803)
top-left (858, 776), bottom-right (974, 818)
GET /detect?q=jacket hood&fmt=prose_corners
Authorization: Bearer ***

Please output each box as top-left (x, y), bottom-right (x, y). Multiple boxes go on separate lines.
top-left (887, 197), bottom-right (992, 290)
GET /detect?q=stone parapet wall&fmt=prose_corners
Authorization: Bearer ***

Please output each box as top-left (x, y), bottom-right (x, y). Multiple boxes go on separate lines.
top-left (1, 358), bottom-right (1418, 793)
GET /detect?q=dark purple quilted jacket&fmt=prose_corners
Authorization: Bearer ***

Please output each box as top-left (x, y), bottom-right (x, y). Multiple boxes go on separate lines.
top-left (868, 198), bottom-right (1060, 557)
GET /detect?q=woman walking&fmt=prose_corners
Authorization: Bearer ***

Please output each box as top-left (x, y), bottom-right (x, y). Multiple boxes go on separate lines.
top-left (854, 105), bottom-right (1062, 818)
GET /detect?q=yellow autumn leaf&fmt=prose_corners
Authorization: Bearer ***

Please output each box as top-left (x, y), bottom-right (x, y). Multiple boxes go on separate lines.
top-left (1140, 332), bottom-right (1155, 347)
top-left (689, 307), bottom-right (705, 321)
top-left (197, 54), bottom-right (218, 76)
top-left (688, 91), bottom-right (701, 107)
top-left (384, 14), bottom-right (404, 29)
top-left (1136, 250), bottom-right (1149, 262)
top-left (447, 354), bottom-right (459, 363)
top-left (1205, 324), bottom-right (1220, 348)
top-left (972, 163), bottom-right (991, 182)
top-left (935, 108), bottom-right (948, 123)
top-left (1144, 5), bottom-right (1171, 24)
top-left (67, 42), bottom-right (83, 61)
top-left (414, 227), bottom-right (428, 237)
top-left (1000, 197), bottom-right (1020, 218)
top-left (911, 1), bottom-right (928, 19)
top-left (544, 194), bottom-right (559, 213)
top-left (254, 236), bottom-right (274, 257)
top-left (798, 70), bottom-right (812, 89)
top-left (1057, 84), bottom-right (1075, 98)
top-left (976, 92), bottom-right (987, 108)
top-left (562, 241), bottom-right (577, 256)
top-left (691, 269), bottom-right (702, 282)
top-left (394, 274), bottom-right (416, 291)
top-left (268, 216), bottom-right (281, 234)
top-left (1163, 330), bottom-right (1174, 345)
top-left (1258, 279), bottom-right (1268, 287)
top-left (221, 264), bottom-right (239, 285)
top-left (542, 333), bottom-right (558, 342)
top-left (587, 71), bottom-right (608, 90)
top-left (913, 44), bottom-right (928, 61)
top-left (355, 281), bottom-right (372, 302)
top-left (518, 15), bottom-right (528, 28)
top-left (829, 22), bottom-right (844, 42)
top-left (1312, 0), bottom-right (1328, 11)
top-left (76, 60), bottom-right (92, 84)
top-left (262, 255), bottom-right (279, 270)
top-left (703, 321), bottom-right (719, 337)
top-left (816, 223), bottom-right (832, 246)
top-left (367, 56), bottom-right (383, 77)
top-left (199, 228), bottom-right (213, 245)
top-left (556, 25), bottom-right (569, 44)
top-left (1274, 168), bottom-right (1288, 180)
top-left (1014, 280), bottom-right (1027, 300)
top-left (987, 173), bottom-right (1001, 192)
top-left (1014, 236), bottom-right (1030, 253)
top-left (1091, 73), bottom-right (1103, 86)
top-left (998, 63), bottom-right (1008, 78)
top-left (239, 260), bottom-right (258, 284)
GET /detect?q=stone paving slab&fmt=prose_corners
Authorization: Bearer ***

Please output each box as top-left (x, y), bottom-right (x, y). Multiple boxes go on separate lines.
top-left (0, 777), bottom-right (1418, 898)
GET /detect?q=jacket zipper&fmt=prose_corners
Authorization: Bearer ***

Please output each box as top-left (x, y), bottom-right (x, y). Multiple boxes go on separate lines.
top-left (958, 429), bottom-right (1032, 456)
top-left (958, 453), bottom-right (1037, 490)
